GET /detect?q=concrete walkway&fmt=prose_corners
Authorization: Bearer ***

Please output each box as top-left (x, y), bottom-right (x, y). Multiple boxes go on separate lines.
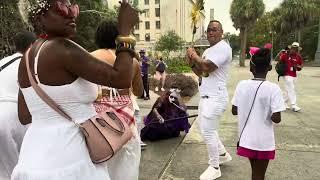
top-left (139, 63), bottom-right (320, 180)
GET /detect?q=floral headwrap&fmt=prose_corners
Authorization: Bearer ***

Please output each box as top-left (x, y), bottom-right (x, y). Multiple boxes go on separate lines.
top-left (27, 0), bottom-right (51, 19)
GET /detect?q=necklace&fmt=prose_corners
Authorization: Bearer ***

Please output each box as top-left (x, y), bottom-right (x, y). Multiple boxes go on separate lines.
top-left (252, 78), bottom-right (266, 81)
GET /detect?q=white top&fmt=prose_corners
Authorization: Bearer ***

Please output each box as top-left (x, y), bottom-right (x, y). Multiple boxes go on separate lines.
top-left (199, 40), bottom-right (232, 96)
top-left (232, 80), bottom-right (286, 151)
top-left (0, 53), bottom-right (23, 102)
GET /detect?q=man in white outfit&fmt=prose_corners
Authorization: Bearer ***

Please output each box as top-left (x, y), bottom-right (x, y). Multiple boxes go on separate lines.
top-left (186, 20), bottom-right (232, 180)
top-left (0, 31), bottom-right (36, 179)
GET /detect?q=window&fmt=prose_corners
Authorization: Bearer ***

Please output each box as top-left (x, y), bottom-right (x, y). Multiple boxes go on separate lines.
top-left (156, 21), bottom-right (161, 29)
top-left (144, 0), bottom-right (149, 5)
top-left (134, 34), bottom-right (140, 41)
top-left (145, 21), bottom-right (150, 30)
top-left (155, 8), bottom-right (160, 17)
top-left (135, 23), bottom-right (139, 30)
top-left (145, 33), bottom-right (150, 41)
top-left (145, 9), bottom-right (150, 18)
top-left (155, 0), bottom-right (160, 4)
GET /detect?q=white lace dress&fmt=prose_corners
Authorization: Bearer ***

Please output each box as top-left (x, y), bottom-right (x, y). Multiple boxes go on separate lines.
top-left (11, 44), bottom-right (110, 179)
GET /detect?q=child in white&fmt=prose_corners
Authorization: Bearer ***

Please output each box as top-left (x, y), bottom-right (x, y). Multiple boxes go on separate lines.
top-left (232, 48), bottom-right (285, 180)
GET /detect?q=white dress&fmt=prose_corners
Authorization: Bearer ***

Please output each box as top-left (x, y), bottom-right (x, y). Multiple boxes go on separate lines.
top-left (11, 45), bottom-right (110, 180)
top-left (0, 53), bottom-right (27, 179)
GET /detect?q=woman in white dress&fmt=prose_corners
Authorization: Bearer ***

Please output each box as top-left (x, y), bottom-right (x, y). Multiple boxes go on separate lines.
top-left (0, 31), bottom-right (36, 180)
top-left (12, 0), bottom-right (139, 179)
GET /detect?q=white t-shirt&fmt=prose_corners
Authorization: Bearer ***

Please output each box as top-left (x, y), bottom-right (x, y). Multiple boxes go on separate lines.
top-left (232, 80), bottom-right (286, 151)
top-left (199, 40), bottom-right (232, 96)
top-left (0, 53), bottom-right (23, 103)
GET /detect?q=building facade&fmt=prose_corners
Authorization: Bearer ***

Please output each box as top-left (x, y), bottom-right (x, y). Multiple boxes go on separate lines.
top-left (108, 0), bottom-right (205, 52)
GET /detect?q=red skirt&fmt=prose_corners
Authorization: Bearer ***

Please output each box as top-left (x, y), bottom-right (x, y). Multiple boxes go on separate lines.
top-left (237, 146), bottom-right (275, 160)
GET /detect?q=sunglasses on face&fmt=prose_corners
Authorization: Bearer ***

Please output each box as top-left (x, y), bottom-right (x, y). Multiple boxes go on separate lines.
top-left (206, 27), bottom-right (220, 33)
top-left (169, 95), bottom-right (178, 100)
top-left (55, 1), bottom-right (80, 18)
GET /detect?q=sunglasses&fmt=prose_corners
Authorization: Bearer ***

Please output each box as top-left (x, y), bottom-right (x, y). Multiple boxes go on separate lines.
top-left (55, 1), bottom-right (80, 18)
top-left (206, 27), bottom-right (220, 33)
top-left (169, 95), bottom-right (178, 100)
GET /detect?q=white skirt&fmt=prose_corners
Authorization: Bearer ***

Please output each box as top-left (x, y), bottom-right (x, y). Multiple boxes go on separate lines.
top-left (105, 124), bottom-right (141, 180)
top-left (11, 117), bottom-right (110, 180)
top-left (0, 102), bottom-right (27, 180)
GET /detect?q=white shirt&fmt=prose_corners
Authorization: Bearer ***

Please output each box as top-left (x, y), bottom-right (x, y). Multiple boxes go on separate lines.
top-left (199, 40), bottom-right (232, 97)
top-left (232, 80), bottom-right (286, 151)
top-left (0, 53), bottom-right (23, 103)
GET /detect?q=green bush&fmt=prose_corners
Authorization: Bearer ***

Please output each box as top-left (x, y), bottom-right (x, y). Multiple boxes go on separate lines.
top-left (149, 74), bottom-right (198, 97)
top-left (149, 56), bottom-right (192, 74)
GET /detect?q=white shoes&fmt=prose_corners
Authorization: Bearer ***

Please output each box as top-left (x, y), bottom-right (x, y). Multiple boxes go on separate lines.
top-left (200, 166), bottom-right (221, 180)
top-left (219, 152), bottom-right (232, 165)
top-left (161, 87), bottom-right (165, 91)
top-left (155, 87), bottom-right (159, 92)
top-left (285, 104), bottom-right (291, 109)
top-left (292, 105), bottom-right (301, 112)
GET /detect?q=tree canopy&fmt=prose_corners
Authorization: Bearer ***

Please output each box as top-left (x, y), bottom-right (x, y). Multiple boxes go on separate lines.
top-left (155, 31), bottom-right (185, 54)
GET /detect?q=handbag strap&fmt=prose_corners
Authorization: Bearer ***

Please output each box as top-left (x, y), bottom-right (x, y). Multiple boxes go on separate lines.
top-left (238, 80), bottom-right (264, 144)
top-left (0, 55), bottom-right (23, 72)
top-left (24, 43), bottom-right (73, 122)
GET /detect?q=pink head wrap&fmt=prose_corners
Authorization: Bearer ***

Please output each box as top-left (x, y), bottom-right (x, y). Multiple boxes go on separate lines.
top-left (249, 47), bottom-right (260, 56)
top-left (264, 43), bottom-right (272, 49)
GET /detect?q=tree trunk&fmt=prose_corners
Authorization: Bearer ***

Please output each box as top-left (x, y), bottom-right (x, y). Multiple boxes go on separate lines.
top-left (239, 27), bottom-right (247, 67)
top-left (315, 19), bottom-right (320, 63)
top-left (298, 29), bottom-right (301, 44)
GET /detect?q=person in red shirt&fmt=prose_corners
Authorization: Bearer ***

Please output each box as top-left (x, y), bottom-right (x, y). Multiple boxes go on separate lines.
top-left (279, 42), bottom-right (303, 112)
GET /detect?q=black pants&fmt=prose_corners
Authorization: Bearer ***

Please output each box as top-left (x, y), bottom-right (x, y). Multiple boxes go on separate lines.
top-left (141, 74), bottom-right (149, 98)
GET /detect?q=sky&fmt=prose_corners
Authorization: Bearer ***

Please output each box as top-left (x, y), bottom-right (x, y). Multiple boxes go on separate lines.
top-left (204, 0), bottom-right (284, 34)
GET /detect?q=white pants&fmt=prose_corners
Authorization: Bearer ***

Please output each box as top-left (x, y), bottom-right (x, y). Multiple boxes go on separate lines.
top-left (282, 76), bottom-right (297, 106)
top-left (0, 102), bottom-right (27, 180)
top-left (198, 94), bottom-right (228, 168)
top-left (105, 124), bottom-right (141, 180)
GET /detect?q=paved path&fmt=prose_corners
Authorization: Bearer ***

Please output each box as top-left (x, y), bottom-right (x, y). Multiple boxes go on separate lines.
top-left (139, 63), bottom-right (320, 180)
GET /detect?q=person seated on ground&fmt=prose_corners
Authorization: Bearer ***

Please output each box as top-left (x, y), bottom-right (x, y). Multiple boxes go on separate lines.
top-left (141, 88), bottom-right (191, 141)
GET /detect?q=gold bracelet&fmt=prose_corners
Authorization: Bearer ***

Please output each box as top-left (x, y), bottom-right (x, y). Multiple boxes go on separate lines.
top-left (115, 35), bottom-right (136, 46)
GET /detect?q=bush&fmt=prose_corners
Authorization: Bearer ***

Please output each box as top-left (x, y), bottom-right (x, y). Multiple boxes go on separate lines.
top-left (149, 74), bottom-right (198, 97)
top-left (149, 57), bottom-right (192, 75)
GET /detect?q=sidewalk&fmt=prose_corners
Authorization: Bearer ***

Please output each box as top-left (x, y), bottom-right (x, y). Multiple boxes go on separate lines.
top-left (139, 64), bottom-right (320, 180)
top-left (158, 65), bottom-right (320, 180)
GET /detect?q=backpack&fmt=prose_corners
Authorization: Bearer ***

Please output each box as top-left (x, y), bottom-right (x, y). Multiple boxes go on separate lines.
top-left (275, 61), bottom-right (287, 81)
top-left (156, 61), bottom-right (166, 73)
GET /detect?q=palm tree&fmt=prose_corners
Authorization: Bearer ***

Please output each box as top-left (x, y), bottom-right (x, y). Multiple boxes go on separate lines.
top-left (279, 0), bottom-right (320, 44)
top-left (190, 0), bottom-right (205, 46)
top-left (230, 0), bottom-right (265, 66)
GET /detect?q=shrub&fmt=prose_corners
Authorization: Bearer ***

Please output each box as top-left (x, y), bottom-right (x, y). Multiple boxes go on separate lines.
top-left (149, 74), bottom-right (198, 97)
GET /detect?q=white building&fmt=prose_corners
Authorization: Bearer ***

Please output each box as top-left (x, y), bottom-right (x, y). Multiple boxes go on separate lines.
top-left (107, 0), bottom-right (205, 52)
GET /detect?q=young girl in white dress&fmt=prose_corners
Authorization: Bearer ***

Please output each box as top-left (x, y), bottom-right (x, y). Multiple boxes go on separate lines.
top-left (232, 48), bottom-right (286, 180)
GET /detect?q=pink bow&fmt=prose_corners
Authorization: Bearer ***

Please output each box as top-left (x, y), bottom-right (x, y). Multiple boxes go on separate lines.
top-left (249, 47), bottom-right (260, 56)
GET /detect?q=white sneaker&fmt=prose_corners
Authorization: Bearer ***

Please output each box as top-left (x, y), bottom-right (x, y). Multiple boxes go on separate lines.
top-left (219, 152), bottom-right (232, 165)
top-left (155, 87), bottom-right (159, 92)
top-left (285, 104), bottom-right (291, 109)
top-left (292, 105), bottom-right (301, 112)
top-left (200, 166), bottom-right (221, 180)
top-left (161, 87), bottom-right (165, 91)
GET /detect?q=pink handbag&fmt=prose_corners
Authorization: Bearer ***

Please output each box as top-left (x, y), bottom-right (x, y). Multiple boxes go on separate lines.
top-left (24, 47), bottom-right (133, 164)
